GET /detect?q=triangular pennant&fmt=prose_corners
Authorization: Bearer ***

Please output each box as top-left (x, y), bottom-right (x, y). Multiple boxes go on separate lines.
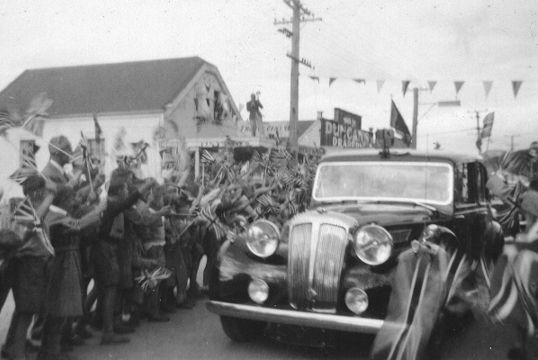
top-left (512, 81), bottom-right (523, 98)
top-left (402, 81), bottom-right (410, 97)
top-left (482, 81), bottom-right (493, 99)
top-left (454, 81), bottom-right (465, 95)
top-left (353, 78), bottom-right (366, 85)
top-left (376, 80), bottom-right (385, 93)
top-left (427, 81), bottom-right (437, 93)
top-left (308, 75), bottom-right (320, 83)
top-left (329, 77), bottom-right (337, 87)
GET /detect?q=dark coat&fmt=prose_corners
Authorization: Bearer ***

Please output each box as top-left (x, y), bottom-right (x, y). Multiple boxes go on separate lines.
top-left (119, 203), bottom-right (161, 289)
top-left (11, 255), bottom-right (49, 313)
top-left (44, 223), bottom-right (82, 317)
top-left (92, 191), bottom-right (141, 287)
top-left (41, 161), bottom-right (69, 186)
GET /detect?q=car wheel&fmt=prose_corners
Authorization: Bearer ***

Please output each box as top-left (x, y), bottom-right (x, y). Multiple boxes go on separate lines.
top-left (220, 316), bottom-right (264, 342)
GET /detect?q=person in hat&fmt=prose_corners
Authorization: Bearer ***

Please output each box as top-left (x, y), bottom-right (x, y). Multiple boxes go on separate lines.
top-left (138, 184), bottom-right (171, 321)
top-left (38, 186), bottom-right (83, 360)
top-left (246, 93), bottom-right (263, 137)
top-left (115, 176), bottom-right (170, 328)
top-left (2, 175), bottom-right (57, 359)
top-left (26, 135), bottom-right (75, 351)
top-left (162, 188), bottom-right (195, 310)
top-left (42, 136), bottom-right (74, 187)
top-left (91, 169), bottom-right (154, 345)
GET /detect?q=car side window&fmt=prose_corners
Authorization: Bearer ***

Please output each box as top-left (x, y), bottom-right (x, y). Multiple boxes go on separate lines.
top-left (475, 163), bottom-right (487, 204)
top-left (456, 163), bottom-right (469, 203)
top-left (456, 162), bottom-right (478, 205)
top-left (456, 162), bottom-right (486, 205)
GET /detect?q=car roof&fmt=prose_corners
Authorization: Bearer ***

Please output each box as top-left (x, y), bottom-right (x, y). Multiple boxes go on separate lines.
top-left (320, 148), bottom-right (482, 165)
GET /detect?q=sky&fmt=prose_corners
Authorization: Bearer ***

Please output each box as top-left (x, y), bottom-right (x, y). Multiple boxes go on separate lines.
top-left (0, 0), bottom-right (537, 153)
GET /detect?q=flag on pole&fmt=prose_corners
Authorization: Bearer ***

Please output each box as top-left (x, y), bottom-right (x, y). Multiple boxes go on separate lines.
top-left (22, 92), bottom-right (52, 137)
top-left (376, 80), bottom-right (385, 93)
top-left (454, 81), bottom-right (465, 95)
top-left (427, 81), bottom-right (437, 93)
top-left (329, 77), bottom-right (337, 87)
top-left (308, 75), bottom-right (320, 83)
top-left (512, 81), bottom-right (523, 98)
top-left (0, 109), bottom-right (16, 137)
top-left (93, 114), bottom-right (103, 143)
top-left (480, 112), bottom-right (495, 139)
top-left (390, 100), bottom-right (412, 146)
top-left (353, 78), bottom-right (365, 85)
top-left (402, 81), bottom-right (410, 97)
top-left (483, 81), bottom-right (493, 99)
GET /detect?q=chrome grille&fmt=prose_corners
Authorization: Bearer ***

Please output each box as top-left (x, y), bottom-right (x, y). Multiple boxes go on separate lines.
top-left (288, 223), bottom-right (311, 309)
top-left (312, 224), bottom-right (348, 312)
top-left (288, 221), bottom-right (348, 313)
top-left (389, 229), bottom-right (411, 245)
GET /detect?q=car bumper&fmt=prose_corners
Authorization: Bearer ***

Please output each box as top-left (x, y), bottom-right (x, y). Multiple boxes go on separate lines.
top-left (206, 300), bottom-right (384, 334)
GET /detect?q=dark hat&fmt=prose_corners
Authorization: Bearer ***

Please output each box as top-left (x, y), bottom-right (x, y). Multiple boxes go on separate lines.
top-left (49, 135), bottom-right (72, 157)
top-left (108, 168), bottom-right (133, 196)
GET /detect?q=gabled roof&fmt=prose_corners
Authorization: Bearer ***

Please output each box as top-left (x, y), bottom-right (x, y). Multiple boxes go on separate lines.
top-left (0, 57), bottom-right (210, 117)
top-left (297, 120), bottom-right (316, 138)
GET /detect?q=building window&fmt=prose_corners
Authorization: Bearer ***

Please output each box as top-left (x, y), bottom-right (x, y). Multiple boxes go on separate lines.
top-left (19, 140), bottom-right (38, 168)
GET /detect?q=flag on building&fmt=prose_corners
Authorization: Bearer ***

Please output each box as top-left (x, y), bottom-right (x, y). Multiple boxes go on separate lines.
top-left (390, 100), bottom-right (412, 146)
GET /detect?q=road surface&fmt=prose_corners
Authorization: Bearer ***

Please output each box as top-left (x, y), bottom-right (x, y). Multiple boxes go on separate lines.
top-left (1, 292), bottom-right (537, 359)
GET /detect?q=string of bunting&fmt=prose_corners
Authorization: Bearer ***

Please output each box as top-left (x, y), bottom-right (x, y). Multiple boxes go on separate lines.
top-left (306, 75), bottom-right (526, 99)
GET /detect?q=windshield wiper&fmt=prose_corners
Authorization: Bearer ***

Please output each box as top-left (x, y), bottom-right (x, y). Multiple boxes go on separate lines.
top-left (411, 201), bottom-right (437, 212)
top-left (387, 199), bottom-right (450, 217)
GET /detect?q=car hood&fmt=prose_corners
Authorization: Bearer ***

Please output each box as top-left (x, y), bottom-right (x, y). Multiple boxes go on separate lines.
top-left (314, 203), bottom-right (435, 226)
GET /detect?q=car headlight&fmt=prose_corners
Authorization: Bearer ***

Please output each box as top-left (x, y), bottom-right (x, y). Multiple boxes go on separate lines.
top-left (248, 279), bottom-right (269, 304)
top-left (345, 287), bottom-right (369, 315)
top-left (353, 224), bottom-right (393, 265)
top-left (246, 219), bottom-right (280, 258)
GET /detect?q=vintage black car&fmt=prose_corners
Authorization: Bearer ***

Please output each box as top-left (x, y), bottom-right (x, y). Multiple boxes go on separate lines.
top-left (206, 148), bottom-right (504, 347)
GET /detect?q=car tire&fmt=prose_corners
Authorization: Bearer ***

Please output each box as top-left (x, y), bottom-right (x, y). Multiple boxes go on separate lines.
top-left (220, 316), bottom-right (264, 342)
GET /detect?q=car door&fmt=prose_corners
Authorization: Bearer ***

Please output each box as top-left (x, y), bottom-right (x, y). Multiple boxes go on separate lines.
top-left (453, 161), bottom-right (491, 259)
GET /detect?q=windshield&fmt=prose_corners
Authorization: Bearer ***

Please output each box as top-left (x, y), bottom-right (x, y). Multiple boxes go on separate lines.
top-left (313, 161), bottom-right (453, 205)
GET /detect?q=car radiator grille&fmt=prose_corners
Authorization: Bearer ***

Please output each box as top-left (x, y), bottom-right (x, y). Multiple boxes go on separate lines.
top-left (288, 223), bottom-right (348, 313)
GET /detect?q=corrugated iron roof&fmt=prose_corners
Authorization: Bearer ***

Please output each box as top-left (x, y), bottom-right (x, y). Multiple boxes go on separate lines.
top-left (0, 57), bottom-right (209, 116)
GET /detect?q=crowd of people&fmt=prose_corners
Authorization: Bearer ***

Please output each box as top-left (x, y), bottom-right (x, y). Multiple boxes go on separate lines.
top-left (0, 135), bottom-right (219, 360)
top-left (0, 131), bottom-right (323, 360)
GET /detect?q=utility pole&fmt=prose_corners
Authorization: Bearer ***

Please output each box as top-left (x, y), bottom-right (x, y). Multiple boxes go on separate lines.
top-left (411, 88), bottom-right (418, 149)
top-left (505, 134), bottom-right (521, 151)
top-left (275, 0), bottom-right (321, 151)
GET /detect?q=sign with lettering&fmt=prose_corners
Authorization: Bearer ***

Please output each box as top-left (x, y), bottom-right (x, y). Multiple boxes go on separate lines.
top-left (320, 119), bottom-right (372, 148)
top-left (334, 108), bottom-right (362, 130)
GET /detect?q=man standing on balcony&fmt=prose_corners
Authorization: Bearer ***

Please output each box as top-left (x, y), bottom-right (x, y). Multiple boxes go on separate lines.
top-left (246, 93), bottom-right (264, 137)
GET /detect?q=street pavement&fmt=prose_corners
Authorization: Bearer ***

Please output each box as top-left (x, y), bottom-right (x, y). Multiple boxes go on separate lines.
top-left (1, 292), bottom-right (537, 359)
